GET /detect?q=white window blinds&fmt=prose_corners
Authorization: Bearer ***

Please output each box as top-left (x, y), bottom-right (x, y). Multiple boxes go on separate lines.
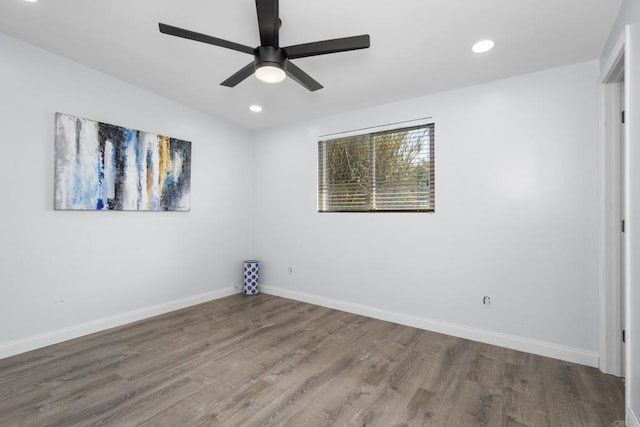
top-left (318, 124), bottom-right (435, 212)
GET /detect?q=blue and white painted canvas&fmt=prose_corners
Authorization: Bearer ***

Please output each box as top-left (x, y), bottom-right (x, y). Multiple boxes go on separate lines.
top-left (54, 113), bottom-right (191, 211)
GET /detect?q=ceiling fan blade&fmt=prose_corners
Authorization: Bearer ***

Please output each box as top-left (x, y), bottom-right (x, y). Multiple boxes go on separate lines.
top-left (284, 35), bottom-right (370, 59)
top-left (255, 0), bottom-right (280, 47)
top-left (285, 61), bottom-right (323, 91)
top-left (159, 23), bottom-right (254, 55)
top-left (220, 62), bottom-right (256, 87)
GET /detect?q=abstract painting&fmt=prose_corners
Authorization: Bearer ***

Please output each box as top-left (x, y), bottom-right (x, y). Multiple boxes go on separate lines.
top-left (54, 113), bottom-right (191, 211)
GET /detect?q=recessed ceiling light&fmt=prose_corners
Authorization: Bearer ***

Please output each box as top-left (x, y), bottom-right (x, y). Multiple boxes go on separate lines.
top-left (249, 105), bottom-right (263, 113)
top-left (472, 40), bottom-right (495, 53)
top-left (23, 0), bottom-right (38, 2)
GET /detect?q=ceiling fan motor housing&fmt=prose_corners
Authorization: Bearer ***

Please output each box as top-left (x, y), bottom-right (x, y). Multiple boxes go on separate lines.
top-left (255, 45), bottom-right (287, 70)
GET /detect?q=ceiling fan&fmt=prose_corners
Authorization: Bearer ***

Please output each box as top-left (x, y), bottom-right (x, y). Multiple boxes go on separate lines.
top-left (159, 0), bottom-right (370, 91)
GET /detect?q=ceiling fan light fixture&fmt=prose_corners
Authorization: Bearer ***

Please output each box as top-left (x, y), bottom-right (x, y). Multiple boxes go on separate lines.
top-left (255, 64), bottom-right (286, 83)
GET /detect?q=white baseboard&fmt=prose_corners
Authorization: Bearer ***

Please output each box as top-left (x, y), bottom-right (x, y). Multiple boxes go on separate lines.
top-left (261, 285), bottom-right (599, 368)
top-left (629, 407), bottom-right (640, 427)
top-left (0, 287), bottom-right (238, 360)
top-left (2, 284), bottom-right (599, 368)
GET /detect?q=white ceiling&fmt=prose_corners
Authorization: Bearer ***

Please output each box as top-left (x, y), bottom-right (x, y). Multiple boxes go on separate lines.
top-left (0, 0), bottom-right (623, 130)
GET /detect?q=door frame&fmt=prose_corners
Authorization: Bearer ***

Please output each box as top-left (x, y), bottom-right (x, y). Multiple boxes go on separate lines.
top-left (599, 26), bottom-right (629, 377)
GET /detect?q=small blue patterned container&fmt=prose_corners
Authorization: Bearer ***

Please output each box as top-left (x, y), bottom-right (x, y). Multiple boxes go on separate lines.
top-left (242, 260), bottom-right (260, 296)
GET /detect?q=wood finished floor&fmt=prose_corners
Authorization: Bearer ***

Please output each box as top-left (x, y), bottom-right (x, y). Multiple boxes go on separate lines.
top-left (0, 294), bottom-right (624, 426)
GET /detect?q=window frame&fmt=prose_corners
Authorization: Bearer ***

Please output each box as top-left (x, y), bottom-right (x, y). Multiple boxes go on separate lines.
top-left (318, 123), bottom-right (435, 213)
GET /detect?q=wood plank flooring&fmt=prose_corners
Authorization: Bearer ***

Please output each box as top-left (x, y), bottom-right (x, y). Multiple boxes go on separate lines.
top-left (0, 294), bottom-right (624, 426)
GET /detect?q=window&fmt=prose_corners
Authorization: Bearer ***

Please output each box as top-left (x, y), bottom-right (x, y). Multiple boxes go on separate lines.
top-left (318, 123), bottom-right (435, 212)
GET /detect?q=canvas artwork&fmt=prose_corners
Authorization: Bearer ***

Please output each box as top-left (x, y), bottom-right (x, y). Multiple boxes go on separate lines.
top-left (54, 113), bottom-right (191, 211)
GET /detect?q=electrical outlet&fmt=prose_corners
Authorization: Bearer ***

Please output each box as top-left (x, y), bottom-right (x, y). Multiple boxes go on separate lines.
top-left (287, 267), bottom-right (293, 275)
top-left (483, 296), bottom-right (491, 308)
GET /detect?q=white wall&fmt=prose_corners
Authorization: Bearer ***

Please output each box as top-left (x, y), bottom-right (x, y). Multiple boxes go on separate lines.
top-left (0, 26), bottom-right (607, 377)
top-left (0, 33), bottom-right (253, 357)
top-left (602, 1), bottom-right (640, 424)
top-left (254, 61), bottom-right (601, 365)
